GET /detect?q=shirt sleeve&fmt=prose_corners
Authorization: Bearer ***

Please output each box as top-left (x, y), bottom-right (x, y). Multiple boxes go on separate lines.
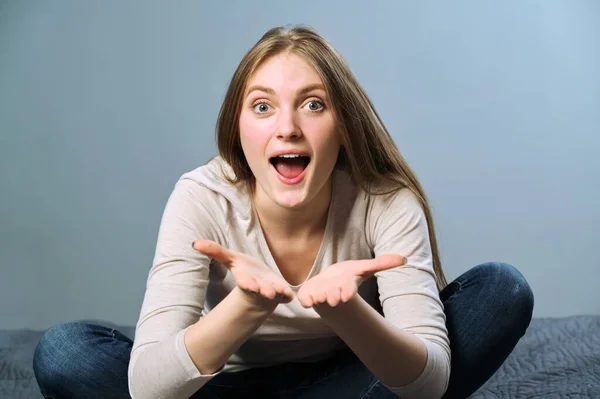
top-left (128, 178), bottom-right (226, 399)
top-left (369, 188), bottom-right (451, 399)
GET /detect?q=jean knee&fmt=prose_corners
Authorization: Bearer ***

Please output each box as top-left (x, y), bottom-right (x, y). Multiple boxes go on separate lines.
top-left (33, 322), bottom-right (94, 385)
top-left (479, 262), bottom-right (534, 319)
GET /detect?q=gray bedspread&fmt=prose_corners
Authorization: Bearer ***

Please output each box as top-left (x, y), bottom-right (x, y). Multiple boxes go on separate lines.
top-left (472, 315), bottom-right (600, 398)
top-left (1, 316), bottom-right (599, 398)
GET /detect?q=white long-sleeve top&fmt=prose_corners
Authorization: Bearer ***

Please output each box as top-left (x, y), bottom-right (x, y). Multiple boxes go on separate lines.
top-left (128, 156), bottom-right (450, 398)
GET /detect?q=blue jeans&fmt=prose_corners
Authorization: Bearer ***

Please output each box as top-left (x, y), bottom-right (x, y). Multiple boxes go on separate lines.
top-left (33, 262), bottom-right (534, 398)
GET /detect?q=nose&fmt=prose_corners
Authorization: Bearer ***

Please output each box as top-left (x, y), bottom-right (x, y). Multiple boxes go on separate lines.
top-left (276, 107), bottom-right (301, 140)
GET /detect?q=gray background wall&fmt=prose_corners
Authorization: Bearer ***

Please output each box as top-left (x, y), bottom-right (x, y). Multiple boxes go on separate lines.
top-left (1, 1), bottom-right (598, 330)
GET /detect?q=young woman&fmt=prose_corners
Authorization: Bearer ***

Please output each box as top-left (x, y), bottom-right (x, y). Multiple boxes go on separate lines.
top-left (33, 25), bottom-right (534, 399)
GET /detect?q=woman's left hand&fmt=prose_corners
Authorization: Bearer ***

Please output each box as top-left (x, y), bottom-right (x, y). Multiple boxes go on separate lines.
top-left (297, 254), bottom-right (406, 308)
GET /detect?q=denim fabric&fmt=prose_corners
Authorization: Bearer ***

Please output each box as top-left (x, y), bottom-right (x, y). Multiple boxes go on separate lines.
top-left (33, 262), bottom-right (534, 398)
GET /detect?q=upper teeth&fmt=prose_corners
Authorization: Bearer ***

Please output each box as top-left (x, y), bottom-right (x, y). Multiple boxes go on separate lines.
top-left (279, 154), bottom-right (300, 158)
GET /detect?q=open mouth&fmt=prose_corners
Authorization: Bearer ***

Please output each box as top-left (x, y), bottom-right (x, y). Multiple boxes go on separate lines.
top-left (269, 154), bottom-right (311, 180)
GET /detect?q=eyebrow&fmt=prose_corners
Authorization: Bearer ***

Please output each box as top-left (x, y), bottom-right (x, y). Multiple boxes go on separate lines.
top-left (245, 83), bottom-right (326, 97)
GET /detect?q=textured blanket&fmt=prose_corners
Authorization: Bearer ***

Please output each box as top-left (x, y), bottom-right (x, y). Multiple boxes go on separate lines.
top-left (472, 315), bottom-right (600, 398)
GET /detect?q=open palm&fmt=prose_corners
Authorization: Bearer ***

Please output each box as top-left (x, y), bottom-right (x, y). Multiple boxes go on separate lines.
top-left (193, 240), bottom-right (295, 307)
top-left (297, 254), bottom-right (406, 308)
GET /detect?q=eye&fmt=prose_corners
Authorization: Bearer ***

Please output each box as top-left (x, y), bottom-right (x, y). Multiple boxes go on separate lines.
top-left (304, 100), bottom-right (324, 112)
top-left (253, 102), bottom-right (271, 114)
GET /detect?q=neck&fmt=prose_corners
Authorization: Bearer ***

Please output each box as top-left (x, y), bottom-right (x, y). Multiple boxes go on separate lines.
top-left (252, 180), bottom-right (332, 240)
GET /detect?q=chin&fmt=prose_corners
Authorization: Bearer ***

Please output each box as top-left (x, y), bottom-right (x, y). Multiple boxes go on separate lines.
top-left (272, 190), bottom-right (309, 209)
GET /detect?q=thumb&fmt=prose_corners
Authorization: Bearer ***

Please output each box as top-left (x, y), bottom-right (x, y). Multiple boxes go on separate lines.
top-left (360, 254), bottom-right (406, 275)
top-left (192, 240), bottom-right (235, 265)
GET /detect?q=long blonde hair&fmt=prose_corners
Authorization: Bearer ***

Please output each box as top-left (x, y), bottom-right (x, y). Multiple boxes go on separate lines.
top-left (216, 25), bottom-right (448, 291)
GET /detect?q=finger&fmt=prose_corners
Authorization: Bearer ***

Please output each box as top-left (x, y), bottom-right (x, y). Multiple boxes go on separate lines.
top-left (272, 279), bottom-right (295, 301)
top-left (361, 254), bottom-right (406, 275)
top-left (309, 292), bottom-right (320, 308)
top-left (335, 286), bottom-right (344, 306)
top-left (340, 283), bottom-right (356, 303)
top-left (298, 291), bottom-right (313, 308)
top-left (316, 289), bottom-right (328, 304)
top-left (276, 292), bottom-right (294, 304)
top-left (192, 240), bottom-right (235, 265)
top-left (238, 275), bottom-right (260, 294)
top-left (282, 286), bottom-right (295, 300)
top-left (326, 286), bottom-right (340, 307)
top-left (258, 282), bottom-right (277, 300)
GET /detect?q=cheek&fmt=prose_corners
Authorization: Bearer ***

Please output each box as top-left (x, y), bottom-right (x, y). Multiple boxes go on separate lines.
top-left (239, 113), bottom-right (272, 154)
top-left (307, 118), bottom-right (340, 155)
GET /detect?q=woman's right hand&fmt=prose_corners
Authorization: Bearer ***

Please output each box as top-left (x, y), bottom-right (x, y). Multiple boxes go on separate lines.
top-left (192, 240), bottom-right (295, 309)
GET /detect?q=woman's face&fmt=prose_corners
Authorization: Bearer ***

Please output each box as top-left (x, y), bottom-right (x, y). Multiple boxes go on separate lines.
top-left (239, 52), bottom-right (340, 210)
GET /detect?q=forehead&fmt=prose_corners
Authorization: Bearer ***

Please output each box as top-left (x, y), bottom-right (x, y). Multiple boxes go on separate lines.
top-left (246, 52), bottom-right (323, 91)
